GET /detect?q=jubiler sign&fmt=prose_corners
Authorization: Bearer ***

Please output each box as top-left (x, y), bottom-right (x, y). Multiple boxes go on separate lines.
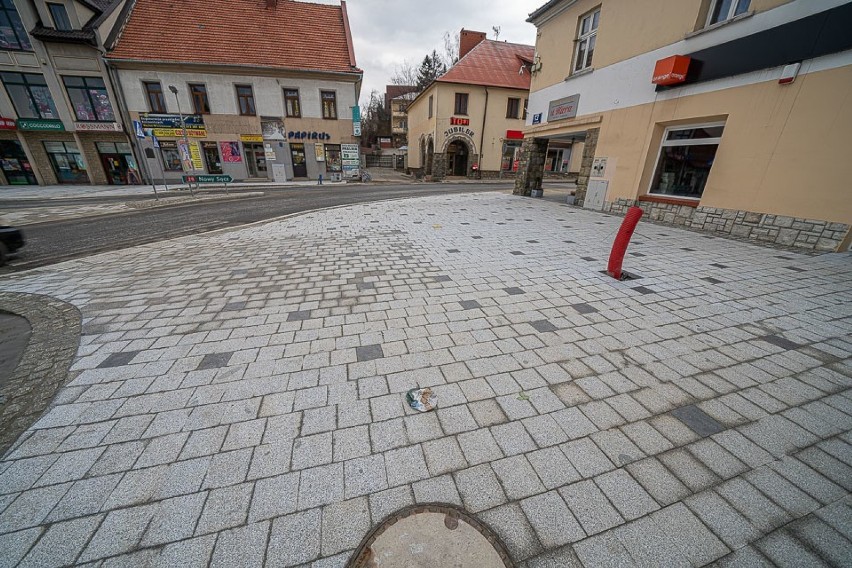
top-left (444, 126), bottom-right (475, 138)
top-left (547, 94), bottom-right (580, 122)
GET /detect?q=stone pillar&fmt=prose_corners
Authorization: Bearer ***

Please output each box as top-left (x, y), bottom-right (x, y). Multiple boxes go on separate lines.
top-left (431, 153), bottom-right (446, 181)
top-left (574, 128), bottom-right (599, 207)
top-left (513, 137), bottom-right (548, 196)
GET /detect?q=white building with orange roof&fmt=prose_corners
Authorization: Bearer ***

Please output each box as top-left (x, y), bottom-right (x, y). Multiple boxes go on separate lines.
top-left (406, 30), bottom-right (536, 181)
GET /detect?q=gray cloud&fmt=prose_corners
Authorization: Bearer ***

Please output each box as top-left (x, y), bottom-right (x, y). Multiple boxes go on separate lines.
top-left (344, 0), bottom-right (542, 103)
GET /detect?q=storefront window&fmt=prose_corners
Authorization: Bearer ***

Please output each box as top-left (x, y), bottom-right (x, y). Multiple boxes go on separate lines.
top-left (501, 141), bottom-right (522, 172)
top-left (44, 141), bottom-right (89, 184)
top-left (63, 76), bottom-right (115, 122)
top-left (649, 123), bottom-right (725, 199)
top-left (545, 146), bottom-right (571, 172)
top-left (324, 144), bottom-right (342, 172)
top-left (96, 142), bottom-right (139, 185)
top-left (1, 72), bottom-right (58, 119)
top-left (0, 0), bottom-right (32, 51)
top-left (0, 140), bottom-right (36, 184)
top-left (159, 140), bottom-right (182, 171)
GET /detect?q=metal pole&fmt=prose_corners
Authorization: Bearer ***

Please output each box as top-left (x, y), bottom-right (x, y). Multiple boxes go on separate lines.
top-left (170, 85), bottom-right (194, 196)
top-left (156, 146), bottom-right (168, 192)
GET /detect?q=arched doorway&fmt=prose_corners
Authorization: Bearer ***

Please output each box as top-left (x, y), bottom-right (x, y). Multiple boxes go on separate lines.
top-left (419, 137), bottom-right (426, 170)
top-left (447, 140), bottom-right (468, 176)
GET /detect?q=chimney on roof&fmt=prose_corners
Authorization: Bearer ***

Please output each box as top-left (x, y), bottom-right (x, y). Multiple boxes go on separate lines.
top-left (459, 29), bottom-right (487, 59)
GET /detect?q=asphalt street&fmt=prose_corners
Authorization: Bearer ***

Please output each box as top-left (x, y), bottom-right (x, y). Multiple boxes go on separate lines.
top-left (0, 183), bottom-right (511, 273)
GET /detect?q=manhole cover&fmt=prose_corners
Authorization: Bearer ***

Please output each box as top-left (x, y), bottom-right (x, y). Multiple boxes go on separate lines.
top-left (348, 504), bottom-right (513, 567)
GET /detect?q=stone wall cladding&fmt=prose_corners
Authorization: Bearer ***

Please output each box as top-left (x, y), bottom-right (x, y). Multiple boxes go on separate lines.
top-left (431, 153), bottom-right (447, 182)
top-left (513, 138), bottom-right (547, 196)
top-left (573, 127), bottom-right (599, 207)
top-left (601, 198), bottom-right (849, 252)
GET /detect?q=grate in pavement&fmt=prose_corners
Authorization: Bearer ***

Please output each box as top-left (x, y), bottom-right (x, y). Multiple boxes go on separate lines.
top-left (760, 334), bottom-right (803, 350)
top-left (97, 350), bottom-right (140, 368)
top-left (197, 352), bottom-right (233, 371)
top-left (356, 344), bottom-right (384, 362)
top-left (671, 405), bottom-right (725, 437)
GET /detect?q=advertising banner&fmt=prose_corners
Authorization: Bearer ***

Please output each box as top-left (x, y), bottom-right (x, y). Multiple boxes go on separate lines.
top-left (178, 139), bottom-right (203, 171)
top-left (220, 141), bottom-right (242, 162)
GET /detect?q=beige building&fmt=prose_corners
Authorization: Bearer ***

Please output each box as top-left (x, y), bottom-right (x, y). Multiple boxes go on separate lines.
top-left (407, 30), bottom-right (534, 180)
top-left (517, 0), bottom-right (852, 252)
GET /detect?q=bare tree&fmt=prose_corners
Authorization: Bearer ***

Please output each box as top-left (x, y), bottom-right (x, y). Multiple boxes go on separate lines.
top-left (442, 30), bottom-right (459, 67)
top-left (390, 60), bottom-right (419, 87)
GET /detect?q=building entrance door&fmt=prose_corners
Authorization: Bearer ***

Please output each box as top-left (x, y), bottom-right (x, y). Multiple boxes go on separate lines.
top-left (290, 143), bottom-right (307, 177)
top-left (447, 140), bottom-right (468, 176)
top-left (244, 143), bottom-right (267, 178)
top-left (202, 142), bottom-right (222, 174)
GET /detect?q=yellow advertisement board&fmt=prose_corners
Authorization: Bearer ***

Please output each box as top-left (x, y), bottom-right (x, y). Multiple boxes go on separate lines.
top-left (152, 128), bottom-right (207, 138)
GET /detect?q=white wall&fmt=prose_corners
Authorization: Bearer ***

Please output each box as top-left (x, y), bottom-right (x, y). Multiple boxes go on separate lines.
top-left (117, 69), bottom-right (358, 118)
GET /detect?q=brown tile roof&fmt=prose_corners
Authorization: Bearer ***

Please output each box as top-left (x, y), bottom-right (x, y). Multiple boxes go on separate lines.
top-left (437, 40), bottom-right (535, 90)
top-left (107, 0), bottom-right (360, 74)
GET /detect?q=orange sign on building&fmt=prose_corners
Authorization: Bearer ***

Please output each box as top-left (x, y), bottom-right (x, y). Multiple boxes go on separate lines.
top-left (652, 55), bottom-right (691, 85)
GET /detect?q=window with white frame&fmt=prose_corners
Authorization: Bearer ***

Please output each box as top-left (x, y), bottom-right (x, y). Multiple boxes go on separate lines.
top-left (573, 8), bottom-right (600, 73)
top-left (706, 0), bottom-right (750, 27)
top-left (648, 123), bottom-right (725, 199)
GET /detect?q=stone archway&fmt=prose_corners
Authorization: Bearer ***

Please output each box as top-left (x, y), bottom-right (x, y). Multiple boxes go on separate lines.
top-left (446, 140), bottom-right (470, 176)
top-left (426, 137), bottom-right (434, 175)
top-left (419, 136), bottom-right (426, 171)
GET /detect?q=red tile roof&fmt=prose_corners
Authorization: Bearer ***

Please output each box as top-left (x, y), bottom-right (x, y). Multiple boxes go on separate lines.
top-left (108, 0), bottom-right (360, 75)
top-left (437, 40), bottom-right (535, 90)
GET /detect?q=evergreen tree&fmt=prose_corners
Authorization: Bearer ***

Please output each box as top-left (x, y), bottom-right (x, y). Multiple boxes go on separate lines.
top-left (416, 50), bottom-right (447, 91)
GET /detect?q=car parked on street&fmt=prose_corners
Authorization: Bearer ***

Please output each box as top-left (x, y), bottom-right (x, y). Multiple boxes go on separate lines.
top-left (0, 226), bottom-right (25, 265)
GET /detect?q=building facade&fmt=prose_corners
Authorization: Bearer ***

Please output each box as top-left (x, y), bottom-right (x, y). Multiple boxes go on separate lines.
top-left (407, 30), bottom-right (534, 180)
top-left (0, 0), bottom-right (136, 186)
top-left (517, 0), bottom-right (852, 251)
top-left (106, 0), bottom-right (362, 183)
top-left (386, 84), bottom-right (417, 149)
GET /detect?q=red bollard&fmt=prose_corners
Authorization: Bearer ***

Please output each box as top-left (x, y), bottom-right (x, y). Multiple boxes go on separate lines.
top-left (607, 206), bottom-right (643, 280)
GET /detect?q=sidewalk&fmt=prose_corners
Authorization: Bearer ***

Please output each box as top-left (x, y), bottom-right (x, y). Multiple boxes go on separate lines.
top-left (0, 193), bottom-right (849, 567)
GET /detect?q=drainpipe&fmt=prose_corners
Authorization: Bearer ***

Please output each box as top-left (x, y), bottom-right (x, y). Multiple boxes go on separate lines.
top-left (478, 86), bottom-right (488, 179)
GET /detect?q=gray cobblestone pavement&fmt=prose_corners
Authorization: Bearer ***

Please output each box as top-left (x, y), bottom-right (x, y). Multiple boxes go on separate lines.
top-left (0, 192), bottom-right (850, 567)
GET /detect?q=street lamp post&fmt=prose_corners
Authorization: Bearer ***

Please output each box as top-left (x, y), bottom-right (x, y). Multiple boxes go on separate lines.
top-left (168, 85), bottom-right (194, 196)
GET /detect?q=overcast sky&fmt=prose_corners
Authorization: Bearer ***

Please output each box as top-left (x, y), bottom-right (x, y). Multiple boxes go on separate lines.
top-left (343, 0), bottom-right (543, 104)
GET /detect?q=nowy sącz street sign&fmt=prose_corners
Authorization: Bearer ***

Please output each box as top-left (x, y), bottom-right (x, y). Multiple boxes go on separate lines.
top-left (182, 174), bottom-right (233, 183)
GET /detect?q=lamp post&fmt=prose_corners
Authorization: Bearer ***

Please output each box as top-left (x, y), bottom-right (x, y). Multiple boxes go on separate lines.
top-left (168, 85), bottom-right (194, 196)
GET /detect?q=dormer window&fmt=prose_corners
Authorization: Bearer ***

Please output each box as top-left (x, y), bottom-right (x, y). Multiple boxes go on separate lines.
top-left (47, 2), bottom-right (72, 31)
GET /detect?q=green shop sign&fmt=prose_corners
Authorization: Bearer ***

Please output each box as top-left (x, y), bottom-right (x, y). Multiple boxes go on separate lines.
top-left (16, 118), bottom-right (65, 131)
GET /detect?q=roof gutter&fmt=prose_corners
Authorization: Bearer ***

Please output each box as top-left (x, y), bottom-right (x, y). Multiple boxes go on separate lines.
top-left (105, 57), bottom-right (363, 79)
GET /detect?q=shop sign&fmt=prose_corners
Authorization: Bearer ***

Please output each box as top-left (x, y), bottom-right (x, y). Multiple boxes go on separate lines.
top-left (652, 55), bottom-right (691, 86)
top-left (351, 106), bottom-right (361, 122)
top-left (17, 118), bottom-right (64, 131)
top-left (288, 131), bottom-right (331, 140)
top-left (341, 143), bottom-right (359, 177)
top-left (0, 116), bottom-right (17, 130)
top-left (139, 113), bottom-right (204, 129)
top-left (240, 134), bottom-right (263, 143)
top-left (353, 121), bottom-right (361, 136)
top-left (532, 113), bottom-right (542, 125)
top-left (220, 141), bottom-right (242, 162)
top-left (261, 119), bottom-right (286, 140)
top-left (450, 117), bottom-right (469, 126)
top-left (547, 94), bottom-right (580, 122)
top-left (444, 126), bottom-right (475, 138)
top-left (75, 122), bottom-right (122, 132)
top-left (264, 143), bottom-right (277, 161)
top-left (314, 143), bottom-right (325, 162)
top-left (505, 130), bottom-right (524, 140)
top-left (178, 139), bottom-right (203, 171)
top-left (153, 128), bottom-right (207, 138)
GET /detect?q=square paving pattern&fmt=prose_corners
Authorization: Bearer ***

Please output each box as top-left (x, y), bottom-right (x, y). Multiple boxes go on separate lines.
top-left (0, 192), bottom-right (850, 567)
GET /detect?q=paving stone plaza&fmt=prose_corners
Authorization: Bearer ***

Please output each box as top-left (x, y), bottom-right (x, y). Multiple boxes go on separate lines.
top-left (0, 192), bottom-right (850, 567)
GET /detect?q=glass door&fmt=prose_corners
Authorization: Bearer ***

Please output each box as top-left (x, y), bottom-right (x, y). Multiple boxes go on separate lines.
top-left (290, 144), bottom-right (307, 177)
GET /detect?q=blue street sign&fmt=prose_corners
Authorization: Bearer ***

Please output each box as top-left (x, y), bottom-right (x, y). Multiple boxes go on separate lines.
top-left (532, 113), bottom-right (542, 125)
top-left (133, 120), bottom-right (145, 138)
top-left (152, 135), bottom-right (160, 149)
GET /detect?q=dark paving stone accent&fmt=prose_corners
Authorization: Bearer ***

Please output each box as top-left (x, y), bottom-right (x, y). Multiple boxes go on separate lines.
top-left (447, 249), bottom-right (461, 253)
top-left (97, 350), bottom-right (141, 368)
top-left (510, 251), bottom-right (525, 256)
top-left (287, 310), bottom-right (312, 322)
top-left (760, 334), bottom-right (803, 351)
top-left (671, 405), bottom-right (725, 437)
top-left (572, 303), bottom-right (598, 315)
top-left (0, 291), bottom-right (82, 457)
top-left (631, 286), bottom-right (656, 295)
top-left (630, 252), bottom-right (646, 257)
top-left (472, 236), bottom-right (483, 240)
top-left (503, 287), bottom-right (525, 296)
top-left (223, 301), bottom-right (246, 311)
top-left (459, 300), bottom-right (482, 310)
top-left (563, 240), bottom-right (574, 244)
top-left (461, 222), bottom-right (470, 225)
top-left (530, 320), bottom-right (558, 333)
top-left (710, 263), bottom-right (729, 269)
top-left (527, 240), bottom-right (539, 244)
top-left (197, 352), bottom-right (233, 371)
top-left (681, 247), bottom-right (695, 252)
top-left (433, 275), bottom-right (453, 282)
top-left (658, 233), bottom-right (669, 236)
top-left (356, 344), bottom-right (384, 362)
top-left (775, 255), bottom-right (794, 260)
top-left (702, 277), bottom-right (724, 284)
top-left (357, 282), bottom-right (375, 291)
top-left (231, 269), bottom-right (248, 276)
top-left (786, 266), bottom-right (806, 273)
top-left (86, 300), bottom-right (129, 311)
top-left (581, 257), bottom-right (597, 262)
